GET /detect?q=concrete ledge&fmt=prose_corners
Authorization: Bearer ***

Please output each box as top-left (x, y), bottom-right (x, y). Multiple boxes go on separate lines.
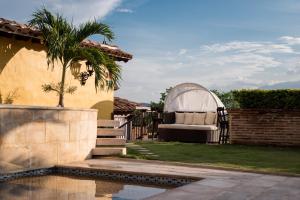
top-left (112, 157), bottom-right (300, 177)
top-left (0, 104), bottom-right (97, 112)
top-left (0, 165), bottom-right (200, 187)
top-left (0, 105), bottom-right (97, 173)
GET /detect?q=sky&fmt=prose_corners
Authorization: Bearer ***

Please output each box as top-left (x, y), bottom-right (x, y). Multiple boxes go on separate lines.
top-left (1, 0), bottom-right (300, 102)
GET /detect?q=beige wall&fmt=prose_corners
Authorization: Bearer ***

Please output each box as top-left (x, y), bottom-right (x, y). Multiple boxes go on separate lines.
top-left (0, 105), bottom-right (97, 173)
top-left (0, 36), bottom-right (113, 119)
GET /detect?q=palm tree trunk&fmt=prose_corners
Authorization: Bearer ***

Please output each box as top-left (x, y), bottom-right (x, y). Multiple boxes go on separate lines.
top-left (58, 63), bottom-right (67, 107)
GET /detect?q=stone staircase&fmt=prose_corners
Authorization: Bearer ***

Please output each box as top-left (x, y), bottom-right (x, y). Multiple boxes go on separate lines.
top-left (92, 120), bottom-right (126, 157)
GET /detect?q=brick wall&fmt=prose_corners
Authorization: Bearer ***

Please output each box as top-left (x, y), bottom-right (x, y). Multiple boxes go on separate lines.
top-left (228, 109), bottom-right (300, 146)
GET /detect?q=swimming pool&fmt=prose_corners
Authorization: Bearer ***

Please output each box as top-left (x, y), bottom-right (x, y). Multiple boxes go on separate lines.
top-left (0, 166), bottom-right (200, 199)
top-left (0, 175), bottom-right (170, 200)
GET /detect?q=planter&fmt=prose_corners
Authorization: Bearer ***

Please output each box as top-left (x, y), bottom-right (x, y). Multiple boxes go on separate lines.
top-left (0, 105), bottom-right (97, 173)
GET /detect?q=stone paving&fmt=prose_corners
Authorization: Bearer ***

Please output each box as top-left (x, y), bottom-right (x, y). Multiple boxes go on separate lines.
top-left (60, 158), bottom-right (300, 200)
top-left (126, 143), bottom-right (159, 158)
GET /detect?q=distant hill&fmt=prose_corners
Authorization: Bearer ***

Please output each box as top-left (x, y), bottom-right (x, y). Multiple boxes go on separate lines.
top-left (139, 102), bottom-right (151, 107)
top-left (259, 81), bottom-right (300, 89)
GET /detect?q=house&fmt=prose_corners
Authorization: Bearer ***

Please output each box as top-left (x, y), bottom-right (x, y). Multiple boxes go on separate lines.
top-left (0, 18), bottom-right (132, 119)
top-left (113, 97), bottom-right (140, 116)
top-left (113, 97), bottom-right (151, 140)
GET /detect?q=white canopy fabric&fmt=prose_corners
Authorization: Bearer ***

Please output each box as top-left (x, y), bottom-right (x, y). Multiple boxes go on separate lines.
top-left (164, 83), bottom-right (225, 112)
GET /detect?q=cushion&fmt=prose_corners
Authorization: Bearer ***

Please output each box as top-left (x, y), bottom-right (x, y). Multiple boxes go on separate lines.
top-left (214, 115), bottom-right (218, 124)
top-left (175, 112), bottom-right (185, 124)
top-left (184, 113), bottom-right (194, 125)
top-left (163, 112), bottom-right (175, 124)
top-left (205, 112), bottom-right (217, 125)
top-left (158, 124), bottom-right (218, 131)
top-left (192, 113), bottom-right (206, 125)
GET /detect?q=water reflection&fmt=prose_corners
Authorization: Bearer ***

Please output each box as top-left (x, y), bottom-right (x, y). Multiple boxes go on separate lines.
top-left (0, 175), bottom-right (168, 200)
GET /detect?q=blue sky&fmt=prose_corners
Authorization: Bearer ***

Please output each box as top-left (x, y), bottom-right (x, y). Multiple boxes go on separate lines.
top-left (1, 0), bottom-right (300, 102)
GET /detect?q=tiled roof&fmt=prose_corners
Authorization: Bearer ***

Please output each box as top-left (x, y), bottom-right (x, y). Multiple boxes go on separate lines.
top-left (0, 18), bottom-right (132, 62)
top-left (81, 40), bottom-right (132, 62)
top-left (114, 97), bottom-right (140, 114)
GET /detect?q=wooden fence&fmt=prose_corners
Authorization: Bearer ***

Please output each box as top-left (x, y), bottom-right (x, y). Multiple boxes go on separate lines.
top-left (115, 111), bottom-right (162, 141)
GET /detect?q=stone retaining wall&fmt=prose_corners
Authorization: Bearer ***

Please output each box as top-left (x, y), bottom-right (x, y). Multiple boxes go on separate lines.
top-left (229, 109), bottom-right (300, 146)
top-left (0, 105), bottom-right (97, 173)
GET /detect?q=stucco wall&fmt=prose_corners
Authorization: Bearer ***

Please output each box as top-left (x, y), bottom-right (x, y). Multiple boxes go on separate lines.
top-left (0, 105), bottom-right (97, 173)
top-left (0, 36), bottom-right (113, 119)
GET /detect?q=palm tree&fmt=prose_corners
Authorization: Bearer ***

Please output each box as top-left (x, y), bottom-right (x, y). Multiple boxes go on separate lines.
top-left (29, 8), bottom-right (121, 107)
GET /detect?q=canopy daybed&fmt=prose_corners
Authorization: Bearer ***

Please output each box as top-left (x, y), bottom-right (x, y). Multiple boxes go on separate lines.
top-left (158, 83), bottom-right (225, 143)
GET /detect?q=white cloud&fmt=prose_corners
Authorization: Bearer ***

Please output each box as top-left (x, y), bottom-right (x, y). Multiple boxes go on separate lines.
top-left (117, 37), bottom-right (300, 102)
top-left (44, 0), bottom-right (122, 24)
top-left (279, 36), bottom-right (300, 45)
top-left (117, 8), bottom-right (133, 13)
top-left (202, 41), bottom-right (294, 54)
top-left (0, 0), bottom-right (124, 24)
top-left (178, 49), bottom-right (187, 55)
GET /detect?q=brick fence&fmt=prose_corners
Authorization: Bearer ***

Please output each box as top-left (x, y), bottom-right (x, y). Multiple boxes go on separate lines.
top-left (228, 109), bottom-right (300, 146)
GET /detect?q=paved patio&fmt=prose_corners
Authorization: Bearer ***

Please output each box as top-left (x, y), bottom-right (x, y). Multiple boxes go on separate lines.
top-left (60, 158), bottom-right (300, 200)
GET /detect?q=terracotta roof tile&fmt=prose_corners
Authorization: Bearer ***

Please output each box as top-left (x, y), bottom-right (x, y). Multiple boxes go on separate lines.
top-left (0, 18), bottom-right (41, 39)
top-left (0, 18), bottom-right (132, 62)
top-left (81, 40), bottom-right (132, 62)
top-left (114, 97), bottom-right (140, 113)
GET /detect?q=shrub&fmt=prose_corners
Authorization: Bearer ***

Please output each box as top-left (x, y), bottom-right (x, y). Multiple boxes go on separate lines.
top-left (232, 89), bottom-right (300, 109)
top-left (150, 87), bottom-right (172, 112)
top-left (211, 90), bottom-right (240, 109)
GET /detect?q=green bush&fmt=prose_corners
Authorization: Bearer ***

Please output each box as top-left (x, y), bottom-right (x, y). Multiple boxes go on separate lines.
top-left (232, 89), bottom-right (300, 109)
top-left (211, 90), bottom-right (240, 109)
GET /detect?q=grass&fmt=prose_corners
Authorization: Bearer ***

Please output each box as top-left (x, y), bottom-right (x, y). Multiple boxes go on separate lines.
top-left (126, 141), bottom-right (300, 175)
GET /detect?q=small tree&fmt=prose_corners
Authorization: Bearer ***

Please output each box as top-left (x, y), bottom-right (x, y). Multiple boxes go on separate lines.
top-left (150, 87), bottom-right (172, 112)
top-left (29, 8), bottom-right (121, 107)
top-left (211, 90), bottom-right (239, 109)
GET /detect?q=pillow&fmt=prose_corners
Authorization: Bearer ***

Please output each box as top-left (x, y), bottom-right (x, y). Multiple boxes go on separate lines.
top-left (205, 112), bottom-right (217, 125)
top-left (192, 113), bottom-right (206, 125)
top-left (163, 112), bottom-right (176, 124)
top-left (184, 113), bottom-right (194, 125)
top-left (214, 115), bottom-right (218, 124)
top-left (175, 112), bottom-right (185, 124)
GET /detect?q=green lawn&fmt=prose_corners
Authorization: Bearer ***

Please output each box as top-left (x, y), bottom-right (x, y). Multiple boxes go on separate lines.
top-left (126, 142), bottom-right (300, 175)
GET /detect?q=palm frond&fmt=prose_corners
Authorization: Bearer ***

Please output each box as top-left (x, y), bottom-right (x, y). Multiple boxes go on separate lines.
top-left (104, 58), bottom-right (122, 90)
top-left (65, 86), bottom-right (77, 94)
top-left (42, 83), bottom-right (60, 93)
top-left (75, 20), bottom-right (114, 43)
top-left (29, 8), bottom-right (74, 65)
top-left (42, 82), bottom-right (77, 95)
top-left (84, 47), bottom-right (107, 90)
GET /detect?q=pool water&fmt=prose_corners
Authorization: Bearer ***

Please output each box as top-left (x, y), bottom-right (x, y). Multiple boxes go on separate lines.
top-left (0, 175), bottom-right (171, 200)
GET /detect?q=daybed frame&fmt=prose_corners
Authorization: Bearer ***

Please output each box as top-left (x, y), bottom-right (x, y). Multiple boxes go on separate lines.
top-left (158, 112), bottom-right (218, 143)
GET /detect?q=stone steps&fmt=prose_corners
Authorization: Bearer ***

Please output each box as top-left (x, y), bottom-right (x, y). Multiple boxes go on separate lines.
top-left (97, 128), bottom-right (124, 137)
top-left (96, 138), bottom-right (126, 146)
top-left (93, 120), bottom-right (126, 157)
top-left (92, 147), bottom-right (126, 156)
top-left (97, 120), bottom-right (120, 128)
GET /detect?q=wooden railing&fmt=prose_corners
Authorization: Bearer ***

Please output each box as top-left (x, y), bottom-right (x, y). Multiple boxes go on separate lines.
top-left (117, 111), bottom-right (162, 141)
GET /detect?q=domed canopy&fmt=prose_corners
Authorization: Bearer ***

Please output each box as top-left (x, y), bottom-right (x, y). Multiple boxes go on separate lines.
top-left (164, 83), bottom-right (225, 112)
